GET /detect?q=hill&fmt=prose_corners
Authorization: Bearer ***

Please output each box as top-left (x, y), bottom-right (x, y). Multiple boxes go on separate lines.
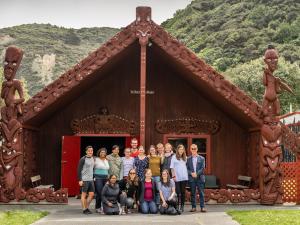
top-left (0, 24), bottom-right (119, 95)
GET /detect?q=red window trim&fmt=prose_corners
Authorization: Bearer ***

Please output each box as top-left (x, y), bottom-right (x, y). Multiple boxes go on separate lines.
top-left (163, 134), bottom-right (211, 174)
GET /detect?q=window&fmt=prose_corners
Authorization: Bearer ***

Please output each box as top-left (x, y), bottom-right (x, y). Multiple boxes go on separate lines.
top-left (163, 134), bottom-right (211, 174)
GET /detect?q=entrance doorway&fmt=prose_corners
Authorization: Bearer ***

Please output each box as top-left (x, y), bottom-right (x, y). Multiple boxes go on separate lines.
top-left (80, 136), bottom-right (126, 157)
top-left (61, 135), bottom-right (131, 196)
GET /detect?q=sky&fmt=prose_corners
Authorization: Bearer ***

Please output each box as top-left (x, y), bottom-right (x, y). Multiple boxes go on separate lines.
top-left (0, 0), bottom-right (192, 29)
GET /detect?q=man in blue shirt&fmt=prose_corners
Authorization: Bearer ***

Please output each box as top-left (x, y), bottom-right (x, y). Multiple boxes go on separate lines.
top-left (186, 144), bottom-right (206, 212)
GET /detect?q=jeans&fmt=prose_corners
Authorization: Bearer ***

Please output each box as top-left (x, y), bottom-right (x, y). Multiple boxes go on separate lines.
top-left (175, 181), bottom-right (187, 206)
top-left (189, 179), bottom-right (205, 208)
top-left (120, 192), bottom-right (135, 208)
top-left (140, 200), bottom-right (158, 214)
top-left (152, 176), bottom-right (161, 205)
top-left (94, 174), bottom-right (107, 209)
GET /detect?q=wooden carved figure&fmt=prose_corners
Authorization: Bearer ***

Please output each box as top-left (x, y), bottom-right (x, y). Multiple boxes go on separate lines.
top-left (0, 46), bottom-right (25, 202)
top-left (262, 45), bottom-right (293, 117)
top-left (260, 45), bottom-right (293, 205)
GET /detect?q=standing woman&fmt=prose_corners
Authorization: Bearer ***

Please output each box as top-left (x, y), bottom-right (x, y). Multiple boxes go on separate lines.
top-left (94, 148), bottom-right (110, 214)
top-left (170, 144), bottom-right (188, 212)
top-left (148, 145), bottom-right (162, 206)
top-left (107, 145), bottom-right (123, 181)
top-left (158, 169), bottom-right (180, 215)
top-left (119, 168), bottom-right (141, 214)
top-left (161, 143), bottom-right (174, 174)
top-left (134, 146), bottom-right (149, 181)
top-left (121, 148), bottom-right (135, 179)
top-left (139, 169), bottom-right (158, 214)
top-left (101, 174), bottom-right (120, 215)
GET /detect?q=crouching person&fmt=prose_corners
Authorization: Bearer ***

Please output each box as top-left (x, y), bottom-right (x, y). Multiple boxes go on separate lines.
top-left (139, 169), bottom-right (158, 214)
top-left (101, 175), bottom-right (120, 215)
top-left (119, 169), bottom-right (141, 214)
top-left (159, 169), bottom-right (181, 215)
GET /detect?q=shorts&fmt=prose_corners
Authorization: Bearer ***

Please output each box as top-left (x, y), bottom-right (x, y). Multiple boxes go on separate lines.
top-left (81, 181), bottom-right (95, 193)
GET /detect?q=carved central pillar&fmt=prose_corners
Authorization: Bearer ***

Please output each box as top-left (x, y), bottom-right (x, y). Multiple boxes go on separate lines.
top-left (136, 7), bottom-right (151, 147)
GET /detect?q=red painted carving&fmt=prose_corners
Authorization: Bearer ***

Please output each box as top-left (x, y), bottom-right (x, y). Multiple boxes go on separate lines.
top-left (70, 109), bottom-right (138, 134)
top-left (0, 46), bottom-right (25, 202)
top-left (259, 46), bottom-right (292, 205)
top-left (202, 189), bottom-right (260, 204)
top-left (155, 118), bottom-right (220, 134)
top-left (26, 188), bottom-right (68, 203)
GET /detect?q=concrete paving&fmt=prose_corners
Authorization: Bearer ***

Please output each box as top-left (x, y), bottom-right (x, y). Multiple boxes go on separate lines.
top-left (0, 198), bottom-right (299, 225)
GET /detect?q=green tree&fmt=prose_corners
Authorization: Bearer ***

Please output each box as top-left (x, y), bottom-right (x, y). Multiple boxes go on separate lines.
top-left (225, 58), bottom-right (300, 114)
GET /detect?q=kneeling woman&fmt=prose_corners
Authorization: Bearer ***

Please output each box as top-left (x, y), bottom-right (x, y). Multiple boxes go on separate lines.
top-left (158, 169), bottom-right (180, 215)
top-left (139, 169), bottom-right (158, 214)
top-left (119, 168), bottom-right (141, 214)
top-left (101, 174), bottom-right (120, 215)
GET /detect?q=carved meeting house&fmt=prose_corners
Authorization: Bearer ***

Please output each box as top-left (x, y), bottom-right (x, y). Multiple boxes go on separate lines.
top-left (0, 7), bottom-right (299, 204)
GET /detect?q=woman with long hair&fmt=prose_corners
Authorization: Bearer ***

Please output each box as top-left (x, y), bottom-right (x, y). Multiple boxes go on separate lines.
top-left (134, 146), bottom-right (149, 181)
top-left (94, 148), bottom-right (109, 214)
top-left (170, 144), bottom-right (188, 212)
top-left (101, 174), bottom-right (120, 215)
top-left (148, 144), bottom-right (162, 206)
top-left (138, 169), bottom-right (158, 214)
top-left (119, 168), bottom-right (141, 214)
top-left (158, 169), bottom-right (180, 215)
top-left (161, 143), bottom-right (174, 174)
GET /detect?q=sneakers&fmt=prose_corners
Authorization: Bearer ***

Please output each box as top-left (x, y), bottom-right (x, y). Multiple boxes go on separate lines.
top-left (83, 208), bottom-right (92, 214)
top-left (120, 206), bottom-right (126, 215)
top-left (96, 208), bottom-right (101, 213)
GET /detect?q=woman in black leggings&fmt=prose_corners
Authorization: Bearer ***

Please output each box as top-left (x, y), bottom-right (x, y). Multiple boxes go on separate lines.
top-left (170, 144), bottom-right (188, 212)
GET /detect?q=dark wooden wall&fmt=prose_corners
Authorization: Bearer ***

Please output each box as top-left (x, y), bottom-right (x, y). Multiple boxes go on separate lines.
top-left (27, 43), bottom-right (252, 188)
top-left (35, 44), bottom-right (140, 188)
top-left (146, 47), bottom-right (248, 187)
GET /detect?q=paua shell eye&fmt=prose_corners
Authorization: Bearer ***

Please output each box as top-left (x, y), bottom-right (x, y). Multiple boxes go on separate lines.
top-left (3, 61), bottom-right (8, 66)
top-left (12, 63), bottom-right (17, 67)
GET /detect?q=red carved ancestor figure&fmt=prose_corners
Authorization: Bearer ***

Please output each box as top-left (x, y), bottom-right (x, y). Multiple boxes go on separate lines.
top-left (259, 46), bottom-right (292, 205)
top-left (0, 46), bottom-right (25, 202)
top-left (262, 46), bottom-right (293, 117)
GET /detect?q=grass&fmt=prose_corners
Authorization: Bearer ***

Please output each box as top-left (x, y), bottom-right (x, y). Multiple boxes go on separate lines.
top-left (227, 210), bottom-right (300, 225)
top-left (0, 210), bottom-right (48, 225)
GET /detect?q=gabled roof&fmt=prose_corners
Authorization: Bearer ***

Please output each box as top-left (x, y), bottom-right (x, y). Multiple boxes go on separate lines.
top-left (21, 7), bottom-right (263, 128)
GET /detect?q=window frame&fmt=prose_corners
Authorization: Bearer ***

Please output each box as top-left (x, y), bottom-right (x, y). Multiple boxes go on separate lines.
top-left (163, 134), bottom-right (211, 174)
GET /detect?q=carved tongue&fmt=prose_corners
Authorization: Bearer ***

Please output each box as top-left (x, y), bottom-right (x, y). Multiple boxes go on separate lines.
top-left (267, 156), bottom-right (279, 171)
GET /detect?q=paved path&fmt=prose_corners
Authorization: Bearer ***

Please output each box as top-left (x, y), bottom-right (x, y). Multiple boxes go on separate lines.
top-left (1, 198), bottom-right (299, 225)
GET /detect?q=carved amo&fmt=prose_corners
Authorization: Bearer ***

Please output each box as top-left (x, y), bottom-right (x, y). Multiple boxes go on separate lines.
top-left (0, 47), bottom-right (67, 203)
top-left (259, 46), bottom-right (293, 205)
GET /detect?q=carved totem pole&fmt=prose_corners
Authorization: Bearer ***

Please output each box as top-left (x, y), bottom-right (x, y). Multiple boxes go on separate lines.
top-left (0, 46), bottom-right (26, 202)
top-left (259, 45), bottom-right (293, 205)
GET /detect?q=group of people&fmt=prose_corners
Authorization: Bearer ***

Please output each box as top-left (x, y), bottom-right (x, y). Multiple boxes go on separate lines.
top-left (77, 138), bottom-right (206, 215)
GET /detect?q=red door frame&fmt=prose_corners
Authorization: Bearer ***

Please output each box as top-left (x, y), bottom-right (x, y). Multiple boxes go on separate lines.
top-left (163, 134), bottom-right (211, 174)
top-left (62, 133), bottom-right (135, 196)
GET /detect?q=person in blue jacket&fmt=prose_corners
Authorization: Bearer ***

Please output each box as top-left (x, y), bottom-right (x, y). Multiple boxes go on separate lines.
top-left (186, 144), bottom-right (206, 212)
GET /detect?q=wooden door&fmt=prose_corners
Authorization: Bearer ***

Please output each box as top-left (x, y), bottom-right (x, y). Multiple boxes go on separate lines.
top-left (61, 136), bottom-right (81, 196)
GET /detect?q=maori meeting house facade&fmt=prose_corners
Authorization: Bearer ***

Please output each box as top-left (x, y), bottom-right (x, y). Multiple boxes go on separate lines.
top-left (1, 7), bottom-right (300, 204)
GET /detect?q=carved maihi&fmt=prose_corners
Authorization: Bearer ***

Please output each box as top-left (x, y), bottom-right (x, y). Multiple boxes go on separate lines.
top-left (155, 118), bottom-right (220, 134)
top-left (71, 113), bottom-right (138, 134)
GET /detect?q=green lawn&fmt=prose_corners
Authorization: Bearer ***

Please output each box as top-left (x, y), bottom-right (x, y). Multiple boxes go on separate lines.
top-left (0, 210), bottom-right (48, 225)
top-left (227, 210), bottom-right (300, 225)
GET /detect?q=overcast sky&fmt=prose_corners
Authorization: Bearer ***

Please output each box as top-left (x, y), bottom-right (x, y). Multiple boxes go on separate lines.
top-left (0, 0), bottom-right (192, 29)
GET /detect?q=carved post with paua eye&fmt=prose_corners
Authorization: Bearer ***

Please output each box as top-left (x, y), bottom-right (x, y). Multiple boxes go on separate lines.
top-left (259, 45), bottom-right (292, 205)
top-left (0, 46), bottom-right (26, 202)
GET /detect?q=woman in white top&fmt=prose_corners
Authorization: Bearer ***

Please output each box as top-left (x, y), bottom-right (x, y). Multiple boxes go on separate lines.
top-left (170, 144), bottom-right (188, 213)
top-left (121, 148), bottom-right (135, 179)
top-left (94, 148), bottom-right (110, 213)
